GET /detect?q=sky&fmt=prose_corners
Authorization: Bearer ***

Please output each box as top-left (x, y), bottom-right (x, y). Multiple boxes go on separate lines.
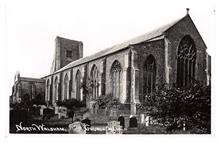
top-left (3, 0), bottom-right (216, 96)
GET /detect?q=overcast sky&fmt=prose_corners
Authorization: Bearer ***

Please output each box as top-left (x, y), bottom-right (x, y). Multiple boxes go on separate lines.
top-left (3, 0), bottom-right (216, 96)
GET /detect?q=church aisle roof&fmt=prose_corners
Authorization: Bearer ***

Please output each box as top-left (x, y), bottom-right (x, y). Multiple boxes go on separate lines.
top-left (46, 15), bottom-right (187, 76)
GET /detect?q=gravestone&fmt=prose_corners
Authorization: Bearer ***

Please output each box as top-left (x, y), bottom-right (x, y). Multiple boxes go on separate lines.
top-left (129, 116), bottom-right (138, 128)
top-left (118, 116), bottom-right (125, 129)
top-left (145, 116), bottom-right (150, 127)
top-left (42, 107), bottom-right (54, 119)
top-left (124, 116), bottom-right (130, 129)
top-left (39, 105), bottom-right (47, 116)
top-left (82, 118), bottom-right (91, 130)
top-left (54, 106), bottom-right (59, 114)
top-left (58, 106), bottom-right (67, 119)
top-left (106, 121), bottom-right (122, 134)
top-left (68, 121), bottom-right (86, 134)
top-left (140, 114), bottom-right (145, 124)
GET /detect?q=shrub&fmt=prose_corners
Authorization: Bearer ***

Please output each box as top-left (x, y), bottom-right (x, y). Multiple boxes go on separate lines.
top-left (31, 94), bottom-right (46, 105)
top-left (95, 94), bottom-right (121, 109)
top-left (138, 82), bottom-right (211, 133)
top-left (56, 98), bottom-right (85, 108)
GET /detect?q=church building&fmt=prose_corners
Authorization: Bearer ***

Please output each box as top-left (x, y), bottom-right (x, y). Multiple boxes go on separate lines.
top-left (11, 11), bottom-right (211, 115)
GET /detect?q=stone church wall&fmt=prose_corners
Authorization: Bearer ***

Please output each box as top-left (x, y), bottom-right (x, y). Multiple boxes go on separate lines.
top-left (71, 64), bottom-right (85, 99)
top-left (44, 48), bottom-right (131, 106)
top-left (165, 15), bottom-right (207, 86)
top-left (105, 49), bottom-right (130, 103)
top-left (12, 78), bottom-right (45, 104)
top-left (133, 39), bottom-right (165, 103)
top-left (42, 15), bottom-right (209, 115)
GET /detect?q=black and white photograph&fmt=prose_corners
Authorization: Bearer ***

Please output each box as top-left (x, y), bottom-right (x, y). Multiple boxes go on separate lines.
top-left (1, 0), bottom-right (218, 142)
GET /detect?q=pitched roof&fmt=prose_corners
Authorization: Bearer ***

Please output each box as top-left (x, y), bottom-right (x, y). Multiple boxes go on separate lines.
top-left (45, 15), bottom-right (186, 76)
top-left (20, 77), bottom-right (45, 82)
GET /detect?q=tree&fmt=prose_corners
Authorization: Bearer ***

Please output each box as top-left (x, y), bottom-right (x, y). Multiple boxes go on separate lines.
top-left (138, 82), bottom-right (211, 133)
top-left (32, 93), bottom-right (46, 105)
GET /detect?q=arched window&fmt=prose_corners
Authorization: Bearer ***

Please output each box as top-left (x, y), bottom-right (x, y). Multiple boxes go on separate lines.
top-left (46, 79), bottom-right (50, 102)
top-left (31, 84), bottom-right (36, 100)
top-left (90, 65), bottom-right (99, 99)
top-left (143, 55), bottom-right (156, 100)
top-left (177, 35), bottom-right (196, 87)
top-left (64, 74), bottom-right (68, 100)
top-left (111, 60), bottom-right (122, 99)
top-left (54, 77), bottom-right (59, 101)
top-left (75, 70), bottom-right (82, 101)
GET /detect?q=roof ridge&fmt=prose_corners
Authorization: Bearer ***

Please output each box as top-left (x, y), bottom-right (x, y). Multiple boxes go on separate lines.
top-left (44, 15), bottom-right (186, 77)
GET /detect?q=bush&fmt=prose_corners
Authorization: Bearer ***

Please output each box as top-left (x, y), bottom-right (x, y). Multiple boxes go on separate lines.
top-left (95, 94), bottom-right (121, 109)
top-left (31, 94), bottom-right (47, 105)
top-left (56, 98), bottom-right (85, 109)
top-left (138, 82), bottom-right (211, 133)
top-left (10, 93), bottom-right (46, 111)
top-left (42, 108), bottom-right (54, 120)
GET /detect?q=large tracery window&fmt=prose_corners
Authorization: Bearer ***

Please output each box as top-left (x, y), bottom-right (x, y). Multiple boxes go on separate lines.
top-left (75, 70), bottom-right (82, 101)
top-left (177, 35), bottom-right (196, 87)
top-left (143, 55), bottom-right (157, 100)
top-left (90, 65), bottom-right (99, 99)
top-left (111, 60), bottom-right (122, 99)
top-left (63, 74), bottom-right (68, 100)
